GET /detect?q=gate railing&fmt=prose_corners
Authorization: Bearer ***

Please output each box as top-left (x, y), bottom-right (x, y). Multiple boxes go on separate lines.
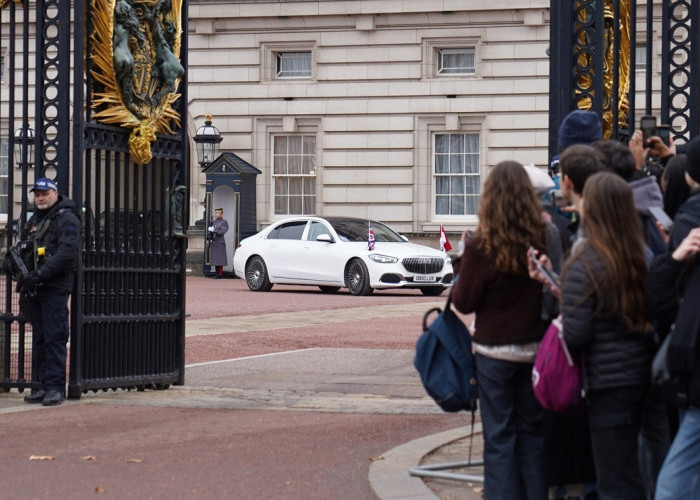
top-left (0, 0), bottom-right (71, 394)
top-left (68, 125), bottom-right (188, 398)
top-left (1, 0), bottom-right (189, 398)
top-left (549, 0), bottom-right (700, 158)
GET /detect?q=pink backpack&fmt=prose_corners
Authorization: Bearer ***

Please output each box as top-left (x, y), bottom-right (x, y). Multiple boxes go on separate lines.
top-left (532, 317), bottom-right (586, 413)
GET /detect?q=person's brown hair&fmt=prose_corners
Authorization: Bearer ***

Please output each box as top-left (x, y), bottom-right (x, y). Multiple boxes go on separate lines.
top-left (559, 144), bottom-right (607, 194)
top-left (563, 172), bottom-right (648, 332)
top-left (477, 161), bottom-right (546, 274)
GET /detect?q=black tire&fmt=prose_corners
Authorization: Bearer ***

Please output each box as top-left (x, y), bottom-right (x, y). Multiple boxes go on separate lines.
top-left (319, 286), bottom-right (341, 294)
top-left (245, 256), bottom-right (273, 291)
top-left (420, 286), bottom-right (445, 297)
top-left (345, 258), bottom-right (373, 296)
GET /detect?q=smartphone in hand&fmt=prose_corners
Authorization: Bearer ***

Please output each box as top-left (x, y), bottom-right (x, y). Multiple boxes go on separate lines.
top-left (529, 246), bottom-right (560, 293)
top-left (641, 115), bottom-right (657, 146)
top-left (648, 206), bottom-right (674, 232)
top-left (656, 124), bottom-right (671, 146)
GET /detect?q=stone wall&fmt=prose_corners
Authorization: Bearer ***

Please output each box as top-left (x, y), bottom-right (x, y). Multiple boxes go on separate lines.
top-left (186, 1), bottom-right (551, 237)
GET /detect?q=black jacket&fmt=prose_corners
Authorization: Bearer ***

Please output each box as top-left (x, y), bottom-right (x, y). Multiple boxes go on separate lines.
top-left (26, 195), bottom-right (81, 293)
top-left (646, 189), bottom-right (700, 337)
top-left (647, 257), bottom-right (700, 407)
top-left (670, 188), bottom-right (700, 252)
top-left (669, 263), bottom-right (700, 407)
top-left (562, 246), bottom-right (654, 390)
top-left (646, 188), bottom-right (700, 406)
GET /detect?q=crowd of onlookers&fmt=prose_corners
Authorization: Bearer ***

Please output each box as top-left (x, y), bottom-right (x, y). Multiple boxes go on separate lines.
top-left (450, 109), bottom-right (700, 500)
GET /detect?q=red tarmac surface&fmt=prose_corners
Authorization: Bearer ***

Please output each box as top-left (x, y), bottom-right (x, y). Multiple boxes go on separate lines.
top-left (0, 276), bottom-right (469, 499)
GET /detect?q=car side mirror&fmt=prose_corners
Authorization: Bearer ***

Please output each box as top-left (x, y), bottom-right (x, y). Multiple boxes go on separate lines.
top-left (400, 234), bottom-right (409, 242)
top-left (316, 233), bottom-right (334, 243)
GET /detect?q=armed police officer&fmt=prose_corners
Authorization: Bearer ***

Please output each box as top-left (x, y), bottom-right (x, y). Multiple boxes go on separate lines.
top-left (18, 177), bottom-right (80, 406)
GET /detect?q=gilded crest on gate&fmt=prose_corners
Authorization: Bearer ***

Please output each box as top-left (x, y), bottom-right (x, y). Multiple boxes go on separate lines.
top-left (90, 0), bottom-right (184, 164)
top-left (0, 0), bottom-right (23, 8)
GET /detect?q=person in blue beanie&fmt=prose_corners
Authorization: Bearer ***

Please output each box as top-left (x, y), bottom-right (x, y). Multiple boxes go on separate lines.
top-left (559, 110), bottom-right (604, 153)
top-left (545, 110), bottom-right (603, 500)
top-left (548, 110), bottom-right (604, 231)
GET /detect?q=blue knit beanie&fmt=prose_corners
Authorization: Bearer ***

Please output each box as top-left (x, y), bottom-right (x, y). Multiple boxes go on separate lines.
top-left (558, 110), bottom-right (603, 151)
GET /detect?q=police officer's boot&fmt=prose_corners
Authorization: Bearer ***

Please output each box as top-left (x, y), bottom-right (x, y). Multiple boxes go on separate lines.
top-left (42, 390), bottom-right (64, 406)
top-left (24, 389), bottom-right (47, 404)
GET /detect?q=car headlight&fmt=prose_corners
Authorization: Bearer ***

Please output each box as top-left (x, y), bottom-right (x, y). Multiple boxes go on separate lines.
top-left (368, 254), bottom-right (398, 264)
top-left (445, 256), bottom-right (452, 265)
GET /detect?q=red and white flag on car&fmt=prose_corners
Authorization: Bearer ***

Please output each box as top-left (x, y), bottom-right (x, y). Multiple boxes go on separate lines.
top-left (368, 222), bottom-right (376, 251)
top-left (439, 224), bottom-right (452, 252)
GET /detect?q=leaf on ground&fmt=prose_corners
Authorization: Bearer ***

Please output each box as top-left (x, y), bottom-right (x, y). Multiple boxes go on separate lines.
top-left (82, 455), bottom-right (97, 461)
top-left (126, 458), bottom-right (143, 463)
top-left (94, 486), bottom-right (105, 493)
top-left (29, 455), bottom-right (55, 461)
top-left (369, 455), bottom-right (385, 462)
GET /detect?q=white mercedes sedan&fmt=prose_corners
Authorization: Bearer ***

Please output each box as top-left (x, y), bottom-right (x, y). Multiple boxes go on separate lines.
top-left (233, 216), bottom-right (454, 296)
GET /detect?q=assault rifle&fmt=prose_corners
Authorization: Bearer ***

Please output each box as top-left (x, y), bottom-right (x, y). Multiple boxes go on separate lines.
top-left (7, 240), bottom-right (31, 282)
top-left (5, 239), bottom-right (39, 297)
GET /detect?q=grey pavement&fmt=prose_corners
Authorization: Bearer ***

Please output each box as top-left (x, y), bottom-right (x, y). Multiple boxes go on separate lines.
top-left (185, 303), bottom-right (485, 498)
top-left (0, 284), bottom-right (483, 499)
top-left (184, 301), bottom-right (445, 336)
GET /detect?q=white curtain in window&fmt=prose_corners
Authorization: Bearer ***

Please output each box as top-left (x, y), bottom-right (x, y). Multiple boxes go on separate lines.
top-left (434, 133), bottom-right (480, 216)
top-left (273, 135), bottom-right (316, 215)
top-left (277, 52), bottom-right (311, 78)
top-left (438, 48), bottom-right (474, 74)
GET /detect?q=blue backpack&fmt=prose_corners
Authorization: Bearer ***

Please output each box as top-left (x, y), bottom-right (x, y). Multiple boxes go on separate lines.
top-left (414, 292), bottom-right (478, 413)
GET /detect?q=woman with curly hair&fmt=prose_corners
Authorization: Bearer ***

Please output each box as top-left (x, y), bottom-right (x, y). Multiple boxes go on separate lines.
top-left (453, 160), bottom-right (559, 499)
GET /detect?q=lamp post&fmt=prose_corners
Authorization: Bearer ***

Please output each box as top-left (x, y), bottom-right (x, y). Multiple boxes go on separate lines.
top-left (193, 114), bottom-right (222, 169)
top-left (14, 120), bottom-right (35, 169)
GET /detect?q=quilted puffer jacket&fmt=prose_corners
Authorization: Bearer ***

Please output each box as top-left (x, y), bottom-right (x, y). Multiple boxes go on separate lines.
top-left (561, 245), bottom-right (655, 391)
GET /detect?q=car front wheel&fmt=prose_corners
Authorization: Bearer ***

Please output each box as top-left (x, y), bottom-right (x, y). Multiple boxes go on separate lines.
top-left (346, 259), bottom-right (373, 296)
top-left (245, 256), bottom-right (273, 291)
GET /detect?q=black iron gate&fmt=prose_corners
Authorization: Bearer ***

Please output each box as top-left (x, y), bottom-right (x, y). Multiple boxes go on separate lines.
top-left (0, 0), bottom-right (188, 398)
top-left (549, 0), bottom-right (700, 158)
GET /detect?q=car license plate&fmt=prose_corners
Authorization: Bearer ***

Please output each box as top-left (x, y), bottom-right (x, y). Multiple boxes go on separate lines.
top-left (414, 275), bottom-right (437, 282)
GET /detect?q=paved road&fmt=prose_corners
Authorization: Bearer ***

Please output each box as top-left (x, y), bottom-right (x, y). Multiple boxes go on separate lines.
top-left (0, 276), bottom-right (482, 499)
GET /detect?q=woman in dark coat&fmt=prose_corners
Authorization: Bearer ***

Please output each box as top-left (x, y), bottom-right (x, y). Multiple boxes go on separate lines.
top-left (208, 207), bottom-right (229, 278)
top-left (535, 172), bottom-right (654, 499)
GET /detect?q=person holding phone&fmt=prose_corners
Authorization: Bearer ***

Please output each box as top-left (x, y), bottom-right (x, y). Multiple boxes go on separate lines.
top-left (629, 124), bottom-right (677, 184)
top-left (531, 172), bottom-right (654, 499)
top-left (644, 138), bottom-right (700, 500)
top-left (593, 139), bottom-right (667, 258)
top-left (452, 161), bottom-right (562, 499)
top-left (647, 228), bottom-right (700, 499)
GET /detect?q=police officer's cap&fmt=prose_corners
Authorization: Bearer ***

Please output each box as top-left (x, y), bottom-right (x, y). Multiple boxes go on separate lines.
top-left (30, 177), bottom-right (58, 192)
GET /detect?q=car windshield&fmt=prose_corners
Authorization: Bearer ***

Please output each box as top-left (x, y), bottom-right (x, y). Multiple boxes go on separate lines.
top-left (327, 218), bottom-right (405, 243)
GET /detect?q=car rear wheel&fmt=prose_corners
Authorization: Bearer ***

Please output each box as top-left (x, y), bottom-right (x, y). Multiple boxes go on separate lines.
top-left (346, 259), bottom-right (373, 296)
top-left (319, 286), bottom-right (341, 294)
top-left (420, 286), bottom-right (445, 297)
top-left (245, 256), bottom-right (273, 291)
